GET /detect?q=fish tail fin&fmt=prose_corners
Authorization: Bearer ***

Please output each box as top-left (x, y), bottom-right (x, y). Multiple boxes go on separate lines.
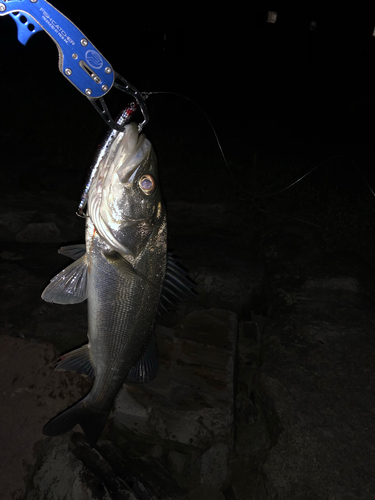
top-left (43, 398), bottom-right (110, 447)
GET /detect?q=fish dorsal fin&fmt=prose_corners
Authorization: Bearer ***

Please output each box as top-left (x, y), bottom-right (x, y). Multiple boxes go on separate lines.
top-left (158, 253), bottom-right (197, 316)
top-left (54, 344), bottom-right (95, 379)
top-left (41, 254), bottom-right (88, 304)
top-left (127, 331), bottom-right (159, 383)
top-left (58, 244), bottom-right (86, 260)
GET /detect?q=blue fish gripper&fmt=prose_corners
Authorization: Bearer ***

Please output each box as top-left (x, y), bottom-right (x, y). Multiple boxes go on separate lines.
top-left (10, 10), bottom-right (43, 45)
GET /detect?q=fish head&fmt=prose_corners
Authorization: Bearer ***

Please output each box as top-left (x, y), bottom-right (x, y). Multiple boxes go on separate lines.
top-left (88, 122), bottom-right (165, 258)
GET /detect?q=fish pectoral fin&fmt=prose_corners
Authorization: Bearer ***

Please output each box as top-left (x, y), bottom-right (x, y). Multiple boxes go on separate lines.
top-left (55, 344), bottom-right (95, 379)
top-left (58, 244), bottom-right (86, 261)
top-left (158, 253), bottom-right (197, 316)
top-left (41, 254), bottom-right (89, 304)
top-left (127, 331), bottom-right (159, 383)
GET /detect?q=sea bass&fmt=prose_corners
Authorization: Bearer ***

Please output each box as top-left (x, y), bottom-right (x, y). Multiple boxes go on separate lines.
top-left (42, 120), bottom-right (192, 446)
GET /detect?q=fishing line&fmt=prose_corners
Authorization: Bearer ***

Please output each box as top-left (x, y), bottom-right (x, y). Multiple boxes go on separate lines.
top-left (144, 91), bottom-right (232, 176)
top-left (256, 154), bottom-right (375, 198)
top-left (144, 91), bottom-right (375, 200)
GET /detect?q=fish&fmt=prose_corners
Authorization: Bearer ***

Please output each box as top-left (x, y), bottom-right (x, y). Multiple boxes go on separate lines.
top-left (41, 119), bottom-right (195, 447)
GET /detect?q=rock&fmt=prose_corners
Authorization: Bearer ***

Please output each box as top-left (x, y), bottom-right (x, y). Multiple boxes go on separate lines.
top-left (0, 249), bottom-right (23, 260)
top-left (192, 269), bottom-right (253, 312)
top-left (0, 211), bottom-right (34, 240)
top-left (230, 318), bottom-right (270, 500)
top-left (112, 309), bottom-right (237, 455)
top-left (234, 318), bottom-right (270, 458)
top-left (33, 301), bottom-right (88, 355)
top-left (186, 484), bottom-right (225, 500)
top-left (24, 436), bottom-right (114, 500)
top-left (25, 433), bottom-right (186, 500)
top-left (0, 335), bottom-right (91, 500)
top-left (0, 209), bottom-right (64, 244)
top-left (16, 222), bottom-right (61, 243)
top-left (167, 444), bottom-right (229, 491)
top-left (196, 442), bottom-right (229, 489)
top-left (231, 224), bottom-right (375, 499)
top-left (168, 450), bottom-right (187, 474)
top-left (150, 444), bottom-right (164, 459)
top-left (0, 191), bottom-right (84, 244)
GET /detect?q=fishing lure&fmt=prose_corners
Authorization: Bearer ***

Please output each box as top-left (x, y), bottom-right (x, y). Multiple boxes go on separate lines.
top-left (77, 102), bottom-right (138, 217)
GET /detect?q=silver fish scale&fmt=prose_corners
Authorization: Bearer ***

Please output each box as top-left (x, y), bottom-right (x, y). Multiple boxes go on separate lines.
top-left (85, 218), bottom-right (166, 409)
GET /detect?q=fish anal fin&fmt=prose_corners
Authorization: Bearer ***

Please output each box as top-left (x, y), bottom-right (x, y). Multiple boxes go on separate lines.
top-left (41, 255), bottom-right (88, 304)
top-left (127, 332), bottom-right (159, 383)
top-left (55, 344), bottom-right (95, 379)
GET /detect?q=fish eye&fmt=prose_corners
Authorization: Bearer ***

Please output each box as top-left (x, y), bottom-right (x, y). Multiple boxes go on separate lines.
top-left (139, 174), bottom-right (156, 195)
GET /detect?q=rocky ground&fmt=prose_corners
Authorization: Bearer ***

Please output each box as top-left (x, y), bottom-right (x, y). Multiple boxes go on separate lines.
top-left (2, 106), bottom-right (375, 499)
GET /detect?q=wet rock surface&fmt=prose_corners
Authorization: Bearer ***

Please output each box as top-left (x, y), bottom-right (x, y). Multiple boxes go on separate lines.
top-left (0, 335), bottom-right (91, 500)
top-left (1, 129), bottom-right (375, 499)
top-left (113, 309), bottom-right (236, 455)
top-left (231, 225), bottom-right (375, 499)
top-left (24, 433), bottom-right (186, 500)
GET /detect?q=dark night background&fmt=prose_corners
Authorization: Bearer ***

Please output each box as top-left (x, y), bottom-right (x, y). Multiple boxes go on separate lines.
top-left (2, 3), bottom-right (375, 191)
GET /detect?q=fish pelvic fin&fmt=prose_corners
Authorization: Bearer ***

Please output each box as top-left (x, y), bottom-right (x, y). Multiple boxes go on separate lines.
top-left (41, 254), bottom-right (88, 304)
top-left (43, 398), bottom-right (110, 448)
top-left (55, 344), bottom-right (95, 379)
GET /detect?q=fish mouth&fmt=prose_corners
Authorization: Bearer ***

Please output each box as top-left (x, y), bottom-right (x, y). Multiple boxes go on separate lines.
top-left (87, 122), bottom-right (158, 258)
top-left (116, 135), bottom-right (151, 185)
